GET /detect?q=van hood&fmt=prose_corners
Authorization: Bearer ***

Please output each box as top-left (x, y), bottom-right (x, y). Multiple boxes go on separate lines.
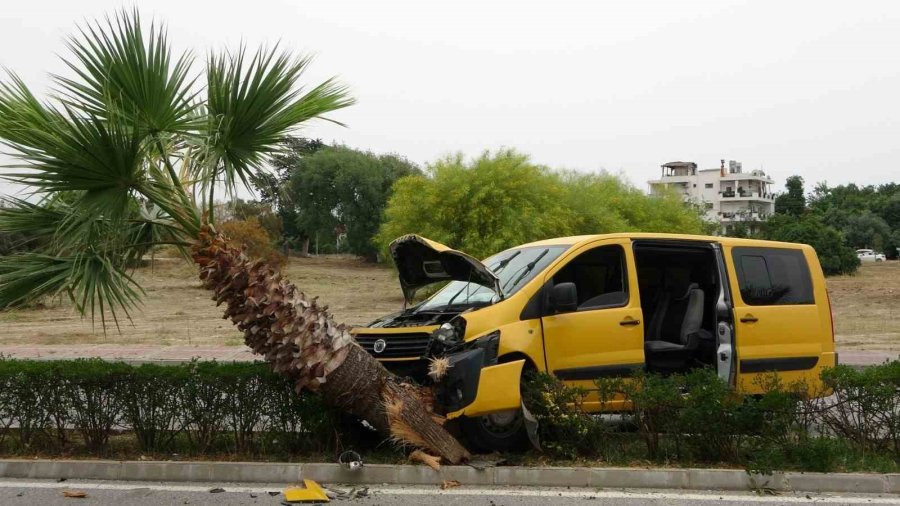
top-left (389, 234), bottom-right (501, 305)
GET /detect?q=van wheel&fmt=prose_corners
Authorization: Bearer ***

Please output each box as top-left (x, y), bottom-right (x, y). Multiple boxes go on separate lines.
top-left (460, 409), bottom-right (528, 452)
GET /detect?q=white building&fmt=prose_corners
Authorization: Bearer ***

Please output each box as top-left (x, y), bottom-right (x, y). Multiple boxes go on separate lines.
top-left (647, 160), bottom-right (775, 235)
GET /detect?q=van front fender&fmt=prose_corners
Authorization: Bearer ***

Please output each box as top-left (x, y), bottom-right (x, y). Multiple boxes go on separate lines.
top-left (445, 359), bottom-right (525, 419)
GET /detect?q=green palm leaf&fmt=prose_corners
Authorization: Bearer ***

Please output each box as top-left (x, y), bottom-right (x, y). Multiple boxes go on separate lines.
top-left (196, 46), bottom-right (354, 214)
top-left (54, 8), bottom-right (198, 136)
top-left (0, 8), bottom-right (353, 327)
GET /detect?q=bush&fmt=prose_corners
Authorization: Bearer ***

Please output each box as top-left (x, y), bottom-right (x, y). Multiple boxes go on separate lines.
top-left (377, 149), bottom-right (711, 261)
top-left (1, 357), bottom-right (899, 473)
top-left (0, 358), bottom-right (343, 457)
top-left (522, 373), bottom-right (609, 459)
top-left (220, 217), bottom-right (286, 268)
top-left (821, 362), bottom-right (900, 456)
top-left (120, 363), bottom-right (189, 452)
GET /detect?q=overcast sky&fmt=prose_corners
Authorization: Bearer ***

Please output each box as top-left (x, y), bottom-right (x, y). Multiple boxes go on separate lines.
top-left (1, 0), bottom-right (898, 198)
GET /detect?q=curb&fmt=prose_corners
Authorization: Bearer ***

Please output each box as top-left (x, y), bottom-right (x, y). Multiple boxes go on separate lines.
top-left (1, 459), bottom-right (898, 494)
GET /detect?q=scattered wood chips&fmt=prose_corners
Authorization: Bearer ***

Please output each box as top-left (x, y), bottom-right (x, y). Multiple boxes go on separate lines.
top-left (440, 479), bottom-right (461, 490)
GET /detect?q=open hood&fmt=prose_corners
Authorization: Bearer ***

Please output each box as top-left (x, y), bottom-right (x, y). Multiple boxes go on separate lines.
top-left (389, 234), bottom-right (501, 305)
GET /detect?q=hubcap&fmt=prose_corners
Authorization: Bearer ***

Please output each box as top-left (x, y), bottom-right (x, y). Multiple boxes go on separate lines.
top-left (480, 409), bottom-right (522, 436)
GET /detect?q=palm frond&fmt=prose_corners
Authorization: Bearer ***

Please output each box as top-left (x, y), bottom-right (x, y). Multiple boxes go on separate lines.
top-left (0, 251), bottom-right (142, 331)
top-left (0, 8), bottom-right (355, 328)
top-left (0, 196), bottom-right (66, 240)
top-left (195, 45), bottom-right (354, 213)
top-left (54, 8), bottom-right (198, 136)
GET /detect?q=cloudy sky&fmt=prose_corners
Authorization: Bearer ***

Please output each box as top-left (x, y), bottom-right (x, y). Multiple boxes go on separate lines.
top-left (1, 0), bottom-right (898, 197)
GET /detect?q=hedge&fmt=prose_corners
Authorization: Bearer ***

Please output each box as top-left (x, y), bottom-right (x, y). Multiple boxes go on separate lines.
top-left (524, 362), bottom-right (900, 473)
top-left (1, 357), bottom-right (898, 473)
top-left (0, 358), bottom-right (349, 458)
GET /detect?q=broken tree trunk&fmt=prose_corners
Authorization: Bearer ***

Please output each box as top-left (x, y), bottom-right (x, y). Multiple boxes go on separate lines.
top-left (191, 224), bottom-right (470, 464)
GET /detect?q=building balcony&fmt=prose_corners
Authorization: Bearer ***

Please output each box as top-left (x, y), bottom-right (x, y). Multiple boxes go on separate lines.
top-left (719, 173), bottom-right (775, 184)
top-left (719, 190), bottom-right (774, 201)
top-left (648, 175), bottom-right (695, 185)
top-left (719, 211), bottom-right (771, 222)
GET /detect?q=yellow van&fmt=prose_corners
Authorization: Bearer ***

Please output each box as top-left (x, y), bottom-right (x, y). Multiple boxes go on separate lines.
top-left (353, 233), bottom-right (837, 450)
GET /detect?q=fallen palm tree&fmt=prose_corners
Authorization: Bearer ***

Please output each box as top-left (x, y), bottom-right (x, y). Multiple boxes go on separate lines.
top-left (0, 9), bottom-right (467, 463)
top-left (193, 226), bottom-right (468, 462)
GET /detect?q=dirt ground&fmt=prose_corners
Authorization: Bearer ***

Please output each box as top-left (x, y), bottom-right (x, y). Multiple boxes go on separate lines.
top-left (0, 257), bottom-right (897, 351)
top-left (0, 255), bottom-right (404, 346)
top-left (827, 261), bottom-right (900, 351)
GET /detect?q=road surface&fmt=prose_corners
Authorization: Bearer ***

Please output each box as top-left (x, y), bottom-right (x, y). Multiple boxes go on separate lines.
top-left (1, 479), bottom-right (898, 505)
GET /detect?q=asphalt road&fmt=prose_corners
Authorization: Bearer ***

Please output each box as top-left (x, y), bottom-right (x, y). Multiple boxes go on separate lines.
top-left (2, 479), bottom-right (900, 505)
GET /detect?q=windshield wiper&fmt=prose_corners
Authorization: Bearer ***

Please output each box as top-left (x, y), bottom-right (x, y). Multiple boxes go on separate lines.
top-left (504, 249), bottom-right (549, 293)
top-left (494, 250), bottom-right (521, 271)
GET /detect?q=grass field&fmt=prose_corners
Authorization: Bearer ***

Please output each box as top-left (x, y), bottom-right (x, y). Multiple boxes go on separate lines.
top-left (0, 256), bottom-right (897, 351)
top-left (0, 255), bottom-right (403, 346)
top-left (827, 260), bottom-right (900, 351)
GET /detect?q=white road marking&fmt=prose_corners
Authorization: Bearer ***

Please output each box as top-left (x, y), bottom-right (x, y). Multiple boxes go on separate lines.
top-left (0, 480), bottom-right (897, 503)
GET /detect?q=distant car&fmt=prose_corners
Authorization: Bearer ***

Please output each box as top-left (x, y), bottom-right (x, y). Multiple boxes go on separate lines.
top-left (857, 249), bottom-right (886, 262)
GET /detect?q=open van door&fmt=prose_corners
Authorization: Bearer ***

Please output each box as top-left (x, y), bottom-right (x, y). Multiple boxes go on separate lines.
top-left (725, 245), bottom-right (828, 395)
top-left (712, 244), bottom-right (736, 386)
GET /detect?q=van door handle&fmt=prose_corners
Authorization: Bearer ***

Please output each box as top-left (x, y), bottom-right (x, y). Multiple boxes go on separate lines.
top-left (619, 318), bottom-right (641, 326)
top-left (740, 315), bottom-right (758, 323)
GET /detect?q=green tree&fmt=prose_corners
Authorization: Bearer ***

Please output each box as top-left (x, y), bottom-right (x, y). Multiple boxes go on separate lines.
top-left (762, 214), bottom-right (859, 275)
top-left (0, 10), bottom-right (468, 463)
top-left (376, 150), bottom-right (710, 259)
top-left (282, 146), bottom-right (419, 259)
top-left (377, 150), bottom-right (575, 260)
top-left (774, 176), bottom-right (806, 217)
top-left (843, 211), bottom-right (892, 251)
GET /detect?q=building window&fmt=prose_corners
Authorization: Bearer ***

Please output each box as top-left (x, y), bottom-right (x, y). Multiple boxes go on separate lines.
top-left (705, 183), bottom-right (713, 188)
top-left (693, 184), bottom-right (697, 187)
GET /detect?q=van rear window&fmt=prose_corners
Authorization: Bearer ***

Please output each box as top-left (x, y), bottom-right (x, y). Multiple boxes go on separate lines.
top-left (731, 247), bottom-right (814, 305)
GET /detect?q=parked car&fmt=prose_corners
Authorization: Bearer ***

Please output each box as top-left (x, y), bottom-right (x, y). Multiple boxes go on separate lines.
top-left (355, 234), bottom-right (837, 451)
top-left (856, 249), bottom-right (886, 262)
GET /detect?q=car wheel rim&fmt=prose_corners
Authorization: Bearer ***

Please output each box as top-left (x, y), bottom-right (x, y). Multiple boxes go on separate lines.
top-left (479, 409), bottom-right (522, 436)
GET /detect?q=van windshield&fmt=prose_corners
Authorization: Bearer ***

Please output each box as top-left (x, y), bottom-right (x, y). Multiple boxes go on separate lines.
top-left (416, 245), bottom-right (568, 312)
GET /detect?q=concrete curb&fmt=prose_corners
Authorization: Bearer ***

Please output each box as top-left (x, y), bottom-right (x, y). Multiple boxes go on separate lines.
top-left (1, 459), bottom-right (898, 494)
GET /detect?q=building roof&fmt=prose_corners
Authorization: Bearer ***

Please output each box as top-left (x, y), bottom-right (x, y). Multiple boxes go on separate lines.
top-left (661, 161), bottom-right (697, 170)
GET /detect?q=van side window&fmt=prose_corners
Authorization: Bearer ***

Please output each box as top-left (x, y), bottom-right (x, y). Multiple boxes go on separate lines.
top-left (732, 247), bottom-right (814, 305)
top-left (553, 245), bottom-right (628, 310)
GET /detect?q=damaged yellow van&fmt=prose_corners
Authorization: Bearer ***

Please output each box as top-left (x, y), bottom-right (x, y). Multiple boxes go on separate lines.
top-left (352, 233), bottom-right (837, 451)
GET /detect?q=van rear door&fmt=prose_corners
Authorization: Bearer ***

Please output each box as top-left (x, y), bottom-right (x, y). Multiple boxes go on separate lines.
top-left (725, 245), bottom-right (831, 394)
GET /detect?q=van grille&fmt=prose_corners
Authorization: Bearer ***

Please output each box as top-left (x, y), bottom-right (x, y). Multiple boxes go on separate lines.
top-left (354, 332), bottom-right (431, 359)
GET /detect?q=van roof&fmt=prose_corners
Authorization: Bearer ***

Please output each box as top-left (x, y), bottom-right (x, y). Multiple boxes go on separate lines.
top-left (515, 233), bottom-right (811, 250)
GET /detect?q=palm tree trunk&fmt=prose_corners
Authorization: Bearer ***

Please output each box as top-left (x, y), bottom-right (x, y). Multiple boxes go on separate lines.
top-left (191, 224), bottom-right (469, 463)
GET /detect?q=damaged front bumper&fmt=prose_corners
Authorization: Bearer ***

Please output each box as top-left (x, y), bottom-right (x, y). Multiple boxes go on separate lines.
top-left (432, 330), bottom-right (525, 419)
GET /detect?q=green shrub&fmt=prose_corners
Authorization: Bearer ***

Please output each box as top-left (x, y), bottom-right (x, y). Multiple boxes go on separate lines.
top-left (0, 358), bottom-right (349, 458)
top-left (120, 363), bottom-right (189, 452)
top-left (377, 149), bottom-right (711, 262)
top-left (1, 360), bottom-right (56, 450)
top-left (522, 373), bottom-right (608, 459)
top-left (821, 362), bottom-right (900, 456)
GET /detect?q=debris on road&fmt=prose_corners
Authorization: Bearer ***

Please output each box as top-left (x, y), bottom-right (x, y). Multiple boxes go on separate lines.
top-left (409, 449), bottom-right (441, 471)
top-left (338, 450), bottom-right (363, 471)
top-left (283, 479), bottom-right (330, 503)
top-left (209, 487), bottom-right (225, 493)
top-left (326, 486), bottom-right (369, 500)
top-left (440, 479), bottom-right (461, 490)
top-left (62, 489), bottom-right (87, 498)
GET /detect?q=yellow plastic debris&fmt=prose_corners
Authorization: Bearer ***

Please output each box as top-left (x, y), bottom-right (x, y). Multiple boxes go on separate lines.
top-left (283, 479), bottom-right (330, 503)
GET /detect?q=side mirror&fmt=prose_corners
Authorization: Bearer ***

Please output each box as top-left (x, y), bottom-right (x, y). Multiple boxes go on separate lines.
top-left (550, 282), bottom-right (578, 313)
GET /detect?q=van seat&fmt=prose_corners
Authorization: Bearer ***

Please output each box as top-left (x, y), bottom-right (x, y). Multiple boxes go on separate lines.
top-left (644, 282), bottom-right (705, 369)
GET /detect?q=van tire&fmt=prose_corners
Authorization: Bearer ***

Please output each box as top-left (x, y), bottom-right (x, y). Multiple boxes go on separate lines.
top-left (460, 410), bottom-right (528, 452)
